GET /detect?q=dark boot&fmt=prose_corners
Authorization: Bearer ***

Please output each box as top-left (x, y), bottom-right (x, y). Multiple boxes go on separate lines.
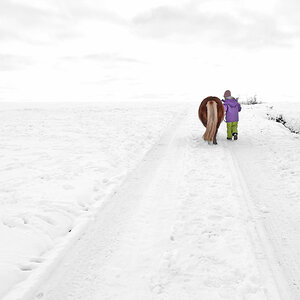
top-left (227, 137), bottom-right (232, 140)
top-left (233, 133), bottom-right (238, 140)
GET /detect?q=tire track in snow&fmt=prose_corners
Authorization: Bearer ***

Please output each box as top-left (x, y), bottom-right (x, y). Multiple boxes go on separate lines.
top-left (228, 141), bottom-right (300, 300)
top-left (224, 144), bottom-right (289, 300)
top-left (224, 105), bottom-right (300, 300)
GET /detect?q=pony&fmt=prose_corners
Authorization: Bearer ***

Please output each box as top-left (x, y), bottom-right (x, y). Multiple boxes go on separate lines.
top-left (198, 96), bottom-right (225, 145)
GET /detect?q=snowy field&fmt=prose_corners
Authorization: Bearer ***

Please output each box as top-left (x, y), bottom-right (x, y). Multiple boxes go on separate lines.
top-left (1, 101), bottom-right (300, 300)
top-left (0, 102), bottom-right (183, 298)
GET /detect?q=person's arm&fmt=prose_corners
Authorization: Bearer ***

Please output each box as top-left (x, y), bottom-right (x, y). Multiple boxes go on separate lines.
top-left (223, 103), bottom-right (228, 112)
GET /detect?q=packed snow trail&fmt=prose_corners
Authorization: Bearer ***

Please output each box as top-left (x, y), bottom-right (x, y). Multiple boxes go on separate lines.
top-left (226, 105), bottom-right (300, 300)
top-left (7, 105), bottom-right (291, 300)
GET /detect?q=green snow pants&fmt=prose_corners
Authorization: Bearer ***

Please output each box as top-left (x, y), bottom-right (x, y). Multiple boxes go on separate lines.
top-left (227, 122), bottom-right (238, 138)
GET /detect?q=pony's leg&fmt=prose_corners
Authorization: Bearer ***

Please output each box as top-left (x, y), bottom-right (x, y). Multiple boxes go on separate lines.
top-left (213, 136), bottom-right (217, 144)
top-left (213, 128), bottom-right (218, 144)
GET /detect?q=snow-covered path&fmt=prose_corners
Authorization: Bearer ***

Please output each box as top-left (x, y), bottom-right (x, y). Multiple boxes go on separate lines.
top-left (3, 103), bottom-right (300, 300)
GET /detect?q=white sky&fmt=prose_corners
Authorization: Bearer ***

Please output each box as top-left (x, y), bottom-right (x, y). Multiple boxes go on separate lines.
top-left (1, 0), bottom-right (300, 102)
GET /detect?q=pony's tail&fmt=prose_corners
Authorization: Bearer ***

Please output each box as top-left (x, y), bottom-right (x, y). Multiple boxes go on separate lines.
top-left (203, 100), bottom-right (217, 142)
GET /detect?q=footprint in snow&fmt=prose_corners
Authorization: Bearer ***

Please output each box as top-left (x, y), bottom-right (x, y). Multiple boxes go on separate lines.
top-left (19, 256), bottom-right (45, 272)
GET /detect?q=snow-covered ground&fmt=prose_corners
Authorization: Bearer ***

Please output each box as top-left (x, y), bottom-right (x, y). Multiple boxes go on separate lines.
top-left (266, 102), bottom-right (300, 133)
top-left (1, 101), bottom-right (300, 299)
top-left (0, 102), bottom-right (183, 299)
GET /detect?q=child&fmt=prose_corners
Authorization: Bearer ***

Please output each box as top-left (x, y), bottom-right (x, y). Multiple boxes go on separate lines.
top-left (222, 90), bottom-right (241, 140)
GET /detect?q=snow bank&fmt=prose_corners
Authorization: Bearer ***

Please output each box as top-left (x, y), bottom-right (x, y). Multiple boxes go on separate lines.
top-left (0, 101), bottom-right (183, 298)
top-left (266, 102), bottom-right (300, 133)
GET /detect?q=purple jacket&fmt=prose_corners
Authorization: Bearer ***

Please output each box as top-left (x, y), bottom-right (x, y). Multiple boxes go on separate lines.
top-left (222, 97), bottom-right (241, 122)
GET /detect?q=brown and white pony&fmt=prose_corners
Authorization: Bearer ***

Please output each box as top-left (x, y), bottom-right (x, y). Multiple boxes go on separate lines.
top-left (198, 96), bottom-right (225, 145)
